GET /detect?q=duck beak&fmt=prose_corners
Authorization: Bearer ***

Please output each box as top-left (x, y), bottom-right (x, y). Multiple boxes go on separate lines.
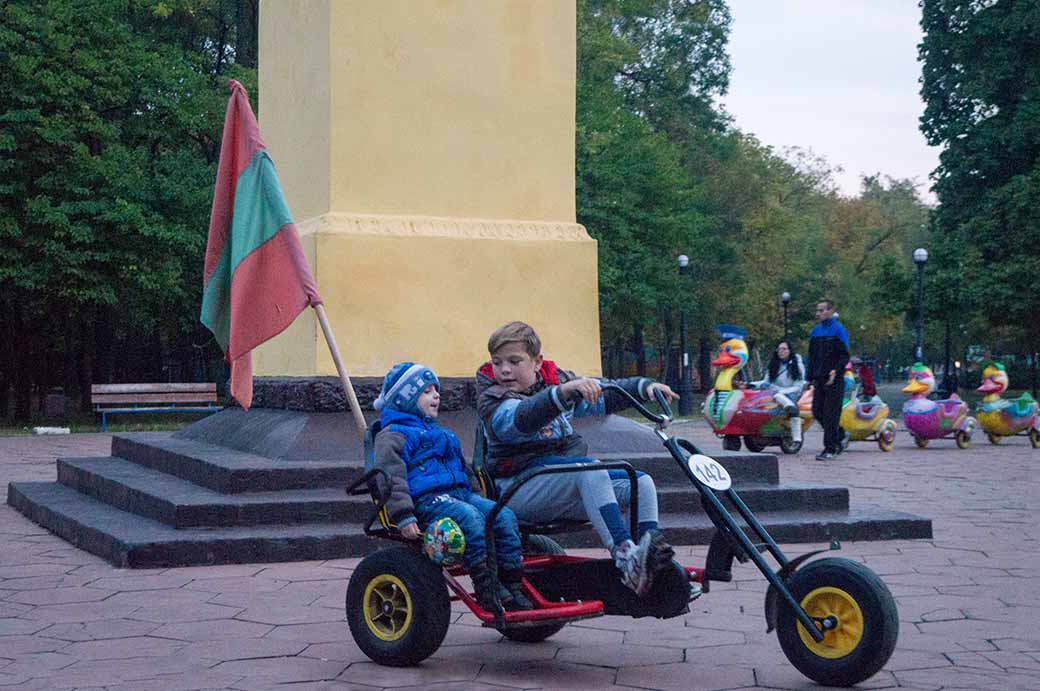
top-left (903, 380), bottom-right (928, 394)
top-left (712, 351), bottom-right (741, 368)
top-left (977, 379), bottom-right (1002, 393)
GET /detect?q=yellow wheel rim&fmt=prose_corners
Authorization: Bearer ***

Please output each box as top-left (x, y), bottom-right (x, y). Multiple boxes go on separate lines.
top-left (363, 574), bottom-right (413, 642)
top-left (796, 586), bottom-right (864, 659)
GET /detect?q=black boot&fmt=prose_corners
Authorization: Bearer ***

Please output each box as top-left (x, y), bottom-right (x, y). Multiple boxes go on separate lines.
top-left (469, 561), bottom-right (502, 614)
top-left (499, 565), bottom-right (534, 611)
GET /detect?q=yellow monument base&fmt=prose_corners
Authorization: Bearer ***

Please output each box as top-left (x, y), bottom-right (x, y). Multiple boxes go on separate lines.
top-left (255, 0), bottom-right (601, 379)
top-left (253, 213), bottom-right (600, 378)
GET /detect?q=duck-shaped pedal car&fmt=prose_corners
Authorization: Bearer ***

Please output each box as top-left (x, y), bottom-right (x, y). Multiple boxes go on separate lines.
top-left (703, 335), bottom-right (810, 454)
top-left (976, 362), bottom-right (1040, 447)
top-left (902, 363), bottom-right (976, 449)
top-left (839, 364), bottom-right (897, 452)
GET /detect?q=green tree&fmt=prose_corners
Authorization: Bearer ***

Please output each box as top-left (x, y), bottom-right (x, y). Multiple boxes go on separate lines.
top-left (919, 0), bottom-right (1040, 374)
top-left (0, 0), bottom-right (256, 420)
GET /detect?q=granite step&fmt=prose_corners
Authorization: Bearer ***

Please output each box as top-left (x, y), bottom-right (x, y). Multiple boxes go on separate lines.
top-left (7, 482), bottom-right (380, 568)
top-left (599, 451), bottom-right (779, 486)
top-left (57, 457), bottom-right (373, 528)
top-left (110, 433), bottom-right (364, 494)
top-left (112, 432), bottom-right (781, 494)
top-left (8, 480), bottom-right (925, 569)
top-left (55, 456), bottom-right (848, 528)
top-left (550, 507), bottom-right (934, 549)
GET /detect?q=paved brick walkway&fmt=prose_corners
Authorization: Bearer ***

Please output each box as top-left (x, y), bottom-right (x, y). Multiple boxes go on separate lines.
top-left (1, 424), bottom-right (1038, 690)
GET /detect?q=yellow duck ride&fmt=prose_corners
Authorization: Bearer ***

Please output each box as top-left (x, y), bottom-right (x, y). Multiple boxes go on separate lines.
top-left (975, 362), bottom-right (1040, 447)
top-left (839, 363), bottom-right (898, 453)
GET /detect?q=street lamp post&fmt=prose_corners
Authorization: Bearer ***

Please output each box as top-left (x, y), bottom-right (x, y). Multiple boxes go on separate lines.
top-left (913, 247), bottom-right (929, 362)
top-left (677, 255), bottom-right (694, 416)
top-left (781, 291), bottom-right (791, 343)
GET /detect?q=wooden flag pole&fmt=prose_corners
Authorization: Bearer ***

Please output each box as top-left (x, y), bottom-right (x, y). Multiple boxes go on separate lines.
top-left (313, 304), bottom-right (368, 439)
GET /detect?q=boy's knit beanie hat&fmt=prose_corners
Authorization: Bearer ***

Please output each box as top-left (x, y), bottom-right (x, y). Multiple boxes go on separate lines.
top-left (373, 362), bottom-right (439, 414)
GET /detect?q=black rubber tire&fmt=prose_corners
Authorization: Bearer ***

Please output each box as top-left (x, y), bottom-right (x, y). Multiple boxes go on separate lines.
top-left (346, 547), bottom-right (451, 666)
top-left (722, 435), bottom-right (742, 451)
top-left (987, 432), bottom-right (1001, 445)
top-left (1031, 428), bottom-right (1040, 449)
top-left (743, 436), bottom-right (768, 453)
top-left (776, 557), bottom-right (899, 687)
top-left (955, 430), bottom-right (971, 449)
top-left (779, 437), bottom-right (803, 455)
top-left (502, 535), bottom-right (568, 643)
top-left (913, 435), bottom-right (928, 449)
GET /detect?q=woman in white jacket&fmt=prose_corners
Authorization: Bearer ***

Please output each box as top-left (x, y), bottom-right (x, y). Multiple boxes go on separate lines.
top-left (751, 341), bottom-right (807, 442)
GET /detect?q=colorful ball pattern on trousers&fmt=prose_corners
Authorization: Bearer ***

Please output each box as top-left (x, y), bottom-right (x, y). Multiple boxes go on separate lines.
top-left (423, 517), bottom-right (466, 566)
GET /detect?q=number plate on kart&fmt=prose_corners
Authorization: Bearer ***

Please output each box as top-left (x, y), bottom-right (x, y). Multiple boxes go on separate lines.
top-left (688, 455), bottom-right (732, 490)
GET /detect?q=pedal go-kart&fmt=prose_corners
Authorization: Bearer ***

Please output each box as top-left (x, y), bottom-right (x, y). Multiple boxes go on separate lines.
top-left (345, 385), bottom-right (899, 687)
top-left (838, 365), bottom-right (898, 453)
top-left (975, 362), bottom-right (1040, 447)
top-left (902, 363), bottom-right (976, 449)
top-left (704, 335), bottom-right (811, 454)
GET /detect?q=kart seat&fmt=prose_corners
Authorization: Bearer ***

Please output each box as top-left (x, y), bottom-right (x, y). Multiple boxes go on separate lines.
top-left (472, 420), bottom-right (592, 538)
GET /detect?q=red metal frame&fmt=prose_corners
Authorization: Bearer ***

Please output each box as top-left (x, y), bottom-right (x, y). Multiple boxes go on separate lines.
top-left (441, 553), bottom-right (704, 627)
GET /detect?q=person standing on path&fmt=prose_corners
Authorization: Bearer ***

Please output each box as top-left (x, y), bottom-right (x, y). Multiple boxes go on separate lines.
top-left (808, 298), bottom-right (850, 461)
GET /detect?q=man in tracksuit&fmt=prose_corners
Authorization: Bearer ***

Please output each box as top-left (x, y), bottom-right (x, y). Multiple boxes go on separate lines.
top-left (807, 298), bottom-right (850, 460)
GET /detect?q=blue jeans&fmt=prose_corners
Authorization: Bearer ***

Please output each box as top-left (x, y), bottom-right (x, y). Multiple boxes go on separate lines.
top-left (414, 488), bottom-right (522, 570)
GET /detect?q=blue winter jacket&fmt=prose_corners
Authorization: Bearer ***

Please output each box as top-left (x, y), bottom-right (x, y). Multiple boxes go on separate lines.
top-left (373, 409), bottom-right (479, 527)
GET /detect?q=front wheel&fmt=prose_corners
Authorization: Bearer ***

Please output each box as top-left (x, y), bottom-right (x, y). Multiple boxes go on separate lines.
top-left (743, 436), bottom-right (768, 453)
top-left (346, 547), bottom-right (451, 666)
top-left (776, 558), bottom-right (898, 687)
top-left (913, 435), bottom-right (928, 449)
top-left (987, 432), bottom-right (1002, 445)
top-left (722, 435), bottom-right (742, 452)
top-left (877, 420), bottom-right (896, 452)
top-left (955, 429), bottom-right (971, 449)
top-left (1030, 427), bottom-right (1040, 449)
top-left (780, 437), bottom-right (803, 455)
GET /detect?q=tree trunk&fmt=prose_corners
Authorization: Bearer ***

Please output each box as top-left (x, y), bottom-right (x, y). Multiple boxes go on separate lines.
top-left (235, 0), bottom-right (259, 68)
top-left (12, 302), bottom-right (32, 422)
top-left (631, 323), bottom-right (646, 377)
top-left (698, 335), bottom-right (712, 393)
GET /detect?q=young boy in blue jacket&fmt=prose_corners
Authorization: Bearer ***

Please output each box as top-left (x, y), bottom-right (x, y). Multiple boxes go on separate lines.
top-left (373, 362), bottom-right (532, 612)
top-left (476, 321), bottom-right (680, 596)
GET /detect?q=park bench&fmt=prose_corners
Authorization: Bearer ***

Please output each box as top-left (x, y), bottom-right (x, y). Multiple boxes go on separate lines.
top-left (91, 383), bottom-right (219, 431)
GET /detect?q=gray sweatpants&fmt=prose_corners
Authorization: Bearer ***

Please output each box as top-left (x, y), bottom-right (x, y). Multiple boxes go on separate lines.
top-left (495, 459), bottom-right (659, 550)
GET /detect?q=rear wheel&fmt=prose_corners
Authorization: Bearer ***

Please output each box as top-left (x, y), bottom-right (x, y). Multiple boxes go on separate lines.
top-left (346, 547), bottom-right (451, 666)
top-left (776, 558), bottom-right (898, 687)
top-left (913, 435), bottom-right (928, 449)
top-left (877, 420), bottom-right (896, 452)
top-left (955, 430), bottom-right (971, 449)
top-left (780, 437), bottom-right (803, 455)
top-left (502, 535), bottom-right (568, 643)
top-left (987, 432), bottom-right (1002, 445)
top-left (743, 436), bottom-right (768, 453)
top-left (1030, 428), bottom-right (1040, 449)
top-left (722, 435), bottom-right (742, 451)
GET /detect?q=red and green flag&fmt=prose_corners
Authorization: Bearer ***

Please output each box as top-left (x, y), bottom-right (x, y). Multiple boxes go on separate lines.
top-left (201, 80), bottom-right (321, 410)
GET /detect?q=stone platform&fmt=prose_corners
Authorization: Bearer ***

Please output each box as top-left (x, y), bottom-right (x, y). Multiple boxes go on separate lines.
top-left (7, 407), bottom-right (931, 568)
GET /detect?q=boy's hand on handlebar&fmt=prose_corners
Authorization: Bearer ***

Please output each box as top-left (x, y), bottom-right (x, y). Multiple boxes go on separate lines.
top-left (559, 377), bottom-right (602, 405)
top-left (400, 522), bottom-right (421, 540)
top-left (645, 382), bottom-right (679, 401)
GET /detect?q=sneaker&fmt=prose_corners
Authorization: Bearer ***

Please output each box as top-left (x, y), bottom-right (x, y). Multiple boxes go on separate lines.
top-left (613, 539), bottom-right (648, 595)
top-left (640, 528), bottom-right (675, 575)
top-left (614, 529), bottom-right (675, 596)
top-left (815, 451), bottom-right (836, 461)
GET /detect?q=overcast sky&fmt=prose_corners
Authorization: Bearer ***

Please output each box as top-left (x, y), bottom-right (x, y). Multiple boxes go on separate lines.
top-left (722, 1), bottom-right (939, 202)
